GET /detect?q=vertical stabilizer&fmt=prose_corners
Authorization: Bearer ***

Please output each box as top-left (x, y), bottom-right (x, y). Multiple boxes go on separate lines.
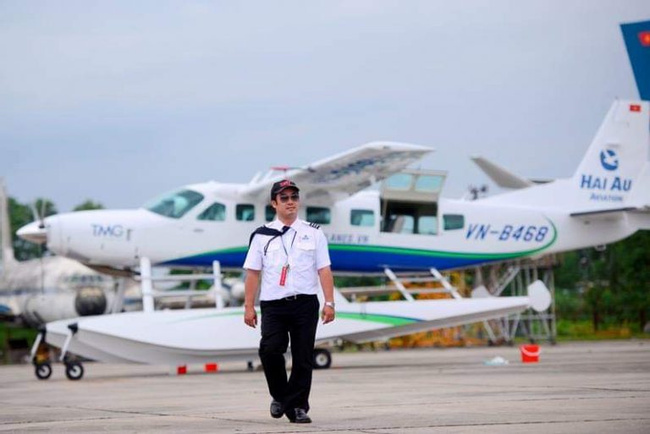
top-left (0, 178), bottom-right (16, 275)
top-left (570, 100), bottom-right (649, 208)
top-left (621, 20), bottom-right (650, 101)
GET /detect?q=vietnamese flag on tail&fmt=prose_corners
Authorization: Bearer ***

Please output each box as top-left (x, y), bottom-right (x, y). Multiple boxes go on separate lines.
top-left (630, 104), bottom-right (641, 112)
top-left (639, 31), bottom-right (650, 47)
top-left (621, 21), bottom-right (650, 101)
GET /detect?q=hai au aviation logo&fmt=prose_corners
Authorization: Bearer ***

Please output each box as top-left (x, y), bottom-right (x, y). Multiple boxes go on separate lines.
top-left (600, 149), bottom-right (618, 171)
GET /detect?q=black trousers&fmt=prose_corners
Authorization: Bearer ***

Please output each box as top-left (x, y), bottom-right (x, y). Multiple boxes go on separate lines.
top-left (259, 294), bottom-right (319, 414)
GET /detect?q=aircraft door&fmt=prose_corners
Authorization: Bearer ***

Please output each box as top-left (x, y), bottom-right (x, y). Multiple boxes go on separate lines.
top-left (379, 170), bottom-right (446, 237)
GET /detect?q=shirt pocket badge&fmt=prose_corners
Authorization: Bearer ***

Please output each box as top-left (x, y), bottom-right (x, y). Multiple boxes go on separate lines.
top-left (295, 242), bottom-right (316, 266)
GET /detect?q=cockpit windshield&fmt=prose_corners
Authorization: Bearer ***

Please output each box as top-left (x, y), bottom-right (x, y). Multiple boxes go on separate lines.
top-left (144, 189), bottom-right (204, 219)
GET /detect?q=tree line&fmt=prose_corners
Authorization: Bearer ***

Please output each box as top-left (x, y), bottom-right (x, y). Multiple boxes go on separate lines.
top-left (7, 198), bottom-right (103, 261)
top-left (554, 231), bottom-right (650, 333)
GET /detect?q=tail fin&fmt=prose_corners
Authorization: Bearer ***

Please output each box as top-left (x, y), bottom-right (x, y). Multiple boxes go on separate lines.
top-left (0, 178), bottom-right (16, 275)
top-left (621, 20), bottom-right (650, 101)
top-left (570, 100), bottom-right (649, 208)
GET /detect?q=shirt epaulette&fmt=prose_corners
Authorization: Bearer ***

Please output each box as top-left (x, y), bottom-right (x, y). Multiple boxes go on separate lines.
top-left (304, 221), bottom-right (320, 230)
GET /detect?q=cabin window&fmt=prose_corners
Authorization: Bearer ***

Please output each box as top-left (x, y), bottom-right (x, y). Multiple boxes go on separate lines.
top-left (197, 202), bottom-right (226, 221)
top-left (384, 173), bottom-right (413, 190)
top-left (236, 204), bottom-right (255, 221)
top-left (385, 215), bottom-right (414, 234)
top-left (145, 189), bottom-right (204, 219)
top-left (417, 216), bottom-right (438, 235)
top-left (350, 209), bottom-right (374, 227)
top-left (265, 205), bottom-right (275, 222)
top-left (306, 207), bottom-right (331, 225)
top-left (443, 214), bottom-right (465, 230)
top-left (415, 175), bottom-right (444, 193)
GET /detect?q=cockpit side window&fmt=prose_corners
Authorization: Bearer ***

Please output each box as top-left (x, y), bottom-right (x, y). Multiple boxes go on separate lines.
top-left (145, 189), bottom-right (204, 219)
top-left (351, 209), bottom-right (375, 227)
top-left (306, 207), bottom-right (331, 225)
top-left (443, 214), bottom-right (465, 230)
top-left (236, 204), bottom-right (255, 221)
top-left (265, 205), bottom-right (275, 222)
top-left (198, 202), bottom-right (226, 221)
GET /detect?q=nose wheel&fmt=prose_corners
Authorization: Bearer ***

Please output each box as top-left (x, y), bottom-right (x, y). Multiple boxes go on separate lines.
top-left (34, 362), bottom-right (53, 380)
top-left (65, 360), bottom-right (84, 380)
top-left (313, 348), bottom-right (332, 369)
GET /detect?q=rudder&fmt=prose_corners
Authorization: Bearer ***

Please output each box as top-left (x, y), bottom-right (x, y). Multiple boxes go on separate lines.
top-left (571, 100), bottom-right (649, 207)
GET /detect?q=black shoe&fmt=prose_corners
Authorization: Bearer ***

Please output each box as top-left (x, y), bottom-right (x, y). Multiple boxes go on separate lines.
top-left (291, 408), bottom-right (312, 424)
top-left (270, 400), bottom-right (283, 419)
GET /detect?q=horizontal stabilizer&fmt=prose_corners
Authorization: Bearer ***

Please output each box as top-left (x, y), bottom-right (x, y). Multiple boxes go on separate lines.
top-left (570, 207), bottom-right (637, 217)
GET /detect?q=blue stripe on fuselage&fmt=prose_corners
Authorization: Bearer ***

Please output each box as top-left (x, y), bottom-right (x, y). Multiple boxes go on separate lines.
top-left (162, 250), bottom-right (502, 272)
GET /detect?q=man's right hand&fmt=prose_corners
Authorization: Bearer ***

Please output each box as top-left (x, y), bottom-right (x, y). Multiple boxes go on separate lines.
top-left (244, 305), bottom-right (257, 328)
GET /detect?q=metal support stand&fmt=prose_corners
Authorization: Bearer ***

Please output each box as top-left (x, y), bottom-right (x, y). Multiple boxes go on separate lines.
top-left (213, 261), bottom-right (224, 309)
top-left (140, 257), bottom-right (154, 313)
top-left (137, 258), bottom-right (226, 312)
top-left (111, 277), bottom-right (127, 314)
top-left (475, 256), bottom-right (557, 344)
top-left (382, 267), bottom-right (461, 301)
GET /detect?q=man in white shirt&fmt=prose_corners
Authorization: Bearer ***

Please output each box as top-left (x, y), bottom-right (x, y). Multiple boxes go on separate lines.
top-left (243, 179), bottom-right (335, 424)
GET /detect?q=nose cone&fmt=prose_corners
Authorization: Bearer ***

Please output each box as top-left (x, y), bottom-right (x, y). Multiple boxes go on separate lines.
top-left (17, 221), bottom-right (48, 244)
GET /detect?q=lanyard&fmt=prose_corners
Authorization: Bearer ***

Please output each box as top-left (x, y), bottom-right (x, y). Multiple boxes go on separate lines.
top-left (280, 230), bottom-right (297, 260)
top-left (279, 228), bottom-right (296, 288)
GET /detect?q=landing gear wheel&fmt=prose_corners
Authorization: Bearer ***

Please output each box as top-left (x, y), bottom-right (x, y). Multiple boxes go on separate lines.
top-left (313, 348), bottom-right (331, 369)
top-left (35, 362), bottom-right (52, 380)
top-left (65, 361), bottom-right (84, 380)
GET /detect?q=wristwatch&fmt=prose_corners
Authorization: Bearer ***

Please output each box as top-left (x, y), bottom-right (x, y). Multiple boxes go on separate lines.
top-left (324, 301), bottom-right (335, 309)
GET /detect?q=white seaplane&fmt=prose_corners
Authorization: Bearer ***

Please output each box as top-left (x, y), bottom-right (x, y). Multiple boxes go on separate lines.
top-left (18, 100), bottom-right (650, 275)
top-left (24, 96), bottom-right (649, 380)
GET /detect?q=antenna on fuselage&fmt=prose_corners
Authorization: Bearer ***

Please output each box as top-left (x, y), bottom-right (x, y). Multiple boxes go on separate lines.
top-left (465, 184), bottom-right (489, 201)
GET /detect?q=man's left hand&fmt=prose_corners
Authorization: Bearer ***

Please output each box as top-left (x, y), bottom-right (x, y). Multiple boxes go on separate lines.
top-left (321, 306), bottom-right (335, 324)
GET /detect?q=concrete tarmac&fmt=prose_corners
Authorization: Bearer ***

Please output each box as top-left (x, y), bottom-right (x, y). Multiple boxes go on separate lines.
top-left (0, 340), bottom-right (648, 433)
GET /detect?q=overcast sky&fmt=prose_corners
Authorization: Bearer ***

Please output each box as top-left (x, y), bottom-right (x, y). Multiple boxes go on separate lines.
top-left (1, 1), bottom-right (649, 212)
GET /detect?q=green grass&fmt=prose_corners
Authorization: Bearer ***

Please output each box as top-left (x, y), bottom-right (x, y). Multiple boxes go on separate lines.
top-left (0, 323), bottom-right (39, 364)
top-left (556, 319), bottom-right (649, 341)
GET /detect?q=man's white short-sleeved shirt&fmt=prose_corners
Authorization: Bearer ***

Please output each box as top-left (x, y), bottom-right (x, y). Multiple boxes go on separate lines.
top-left (243, 219), bottom-right (331, 301)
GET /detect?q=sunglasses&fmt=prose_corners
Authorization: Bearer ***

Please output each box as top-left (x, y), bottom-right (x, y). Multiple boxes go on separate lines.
top-left (278, 193), bottom-right (300, 203)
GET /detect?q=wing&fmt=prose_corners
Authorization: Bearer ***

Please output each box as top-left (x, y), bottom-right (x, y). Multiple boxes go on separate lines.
top-left (239, 142), bottom-right (433, 202)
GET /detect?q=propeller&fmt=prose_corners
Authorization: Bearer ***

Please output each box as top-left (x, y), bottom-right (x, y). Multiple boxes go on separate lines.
top-left (29, 198), bottom-right (54, 294)
top-left (31, 198), bottom-right (51, 229)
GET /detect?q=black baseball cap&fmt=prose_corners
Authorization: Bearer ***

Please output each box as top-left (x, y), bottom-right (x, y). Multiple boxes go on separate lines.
top-left (270, 179), bottom-right (299, 200)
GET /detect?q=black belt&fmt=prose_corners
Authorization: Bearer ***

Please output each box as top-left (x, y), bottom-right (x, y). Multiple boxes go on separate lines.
top-left (261, 294), bottom-right (316, 305)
